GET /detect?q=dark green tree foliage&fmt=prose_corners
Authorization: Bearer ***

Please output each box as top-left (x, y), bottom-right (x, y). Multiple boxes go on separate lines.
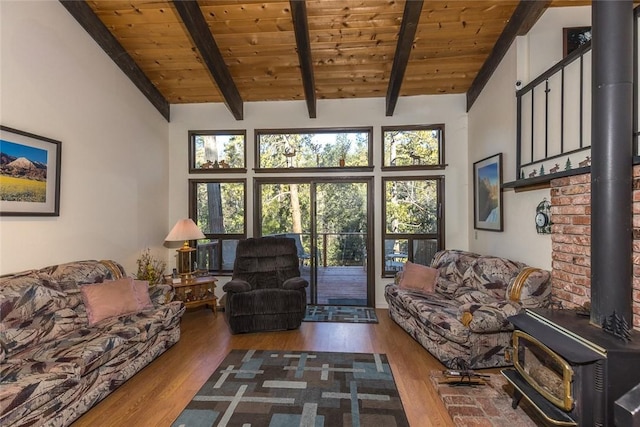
top-left (385, 180), bottom-right (438, 235)
top-left (192, 134), bottom-right (246, 237)
top-left (259, 134), bottom-right (297, 168)
top-left (260, 181), bottom-right (366, 266)
top-left (353, 133), bottom-right (369, 166)
top-left (223, 183), bottom-right (245, 233)
top-left (316, 183), bottom-right (367, 265)
top-left (224, 135), bottom-right (244, 167)
top-left (206, 182), bottom-right (223, 233)
top-left (384, 129), bottom-right (440, 166)
top-left (195, 182), bottom-right (244, 234)
top-left (258, 132), bottom-right (369, 168)
top-left (260, 183), bottom-right (311, 235)
top-left (255, 131), bottom-right (372, 266)
top-left (194, 134), bottom-right (244, 168)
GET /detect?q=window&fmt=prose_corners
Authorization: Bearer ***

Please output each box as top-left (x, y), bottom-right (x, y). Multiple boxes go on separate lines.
top-left (382, 177), bottom-right (443, 276)
top-left (185, 125), bottom-right (447, 278)
top-left (382, 125), bottom-right (444, 169)
top-left (255, 177), bottom-right (374, 305)
top-left (256, 127), bottom-right (373, 171)
top-left (189, 130), bottom-right (246, 172)
top-left (189, 179), bottom-right (246, 273)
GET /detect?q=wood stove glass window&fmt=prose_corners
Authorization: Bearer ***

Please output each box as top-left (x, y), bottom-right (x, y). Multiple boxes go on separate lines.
top-left (514, 331), bottom-right (575, 411)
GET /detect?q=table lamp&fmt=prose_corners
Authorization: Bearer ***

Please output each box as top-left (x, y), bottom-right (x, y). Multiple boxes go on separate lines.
top-left (165, 218), bottom-right (205, 281)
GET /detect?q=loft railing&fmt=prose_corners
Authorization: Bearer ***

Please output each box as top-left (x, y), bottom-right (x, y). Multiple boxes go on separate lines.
top-left (516, 41), bottom-right (593, 182)
top-left (513, 6), bottom-right (639, 185)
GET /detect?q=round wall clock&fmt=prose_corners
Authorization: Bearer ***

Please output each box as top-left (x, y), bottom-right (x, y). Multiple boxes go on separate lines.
top-left (535, 199), bottom-right (551, 234)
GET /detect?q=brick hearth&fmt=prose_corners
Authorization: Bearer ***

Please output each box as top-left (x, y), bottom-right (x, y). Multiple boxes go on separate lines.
top-left (430, 371), bottom-right (544, 426)
top-left (550, 167), bottom-right (640, 330)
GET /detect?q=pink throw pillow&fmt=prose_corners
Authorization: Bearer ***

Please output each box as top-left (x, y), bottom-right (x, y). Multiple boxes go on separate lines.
top-left (132, 280), bottom-right (154, 310)
top-left (399, 261), bottom-right (438, 293)
top-left (81, 277), bottom-right (140, 325)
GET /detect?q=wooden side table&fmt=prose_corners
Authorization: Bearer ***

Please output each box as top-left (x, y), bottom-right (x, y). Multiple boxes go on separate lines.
top-left (170, 276), bottom-right (217, 313)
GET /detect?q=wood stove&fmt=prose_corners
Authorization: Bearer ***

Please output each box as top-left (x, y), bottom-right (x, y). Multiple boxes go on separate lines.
top-left (502, 309), bottom-right (640, 426)
top-left (501, 3), bottom-right (640, 426)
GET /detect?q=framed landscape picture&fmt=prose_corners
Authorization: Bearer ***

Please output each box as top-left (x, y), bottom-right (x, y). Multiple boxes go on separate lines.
top-left (473, 153), bottom-right (503, 231)
top-left (0, 126), bottom-right (61, 216)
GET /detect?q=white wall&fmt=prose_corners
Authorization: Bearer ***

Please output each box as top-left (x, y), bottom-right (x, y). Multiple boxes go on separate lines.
top-left (467, 6), bottom-right (591, 270)
top-left (169, 95), bottom-right (469, 307)
top-left (528, 6), bottom-right (591, 80)
top-left (0, 1), bottom-right (169, 274)
top-left (0, 1), bottom-right (588, 291)
top-left (468, 43), bottom-right (552, 269)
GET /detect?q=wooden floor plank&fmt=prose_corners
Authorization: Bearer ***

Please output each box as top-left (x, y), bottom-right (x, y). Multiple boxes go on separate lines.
top-left (70, 308), bottom-right (455, 427)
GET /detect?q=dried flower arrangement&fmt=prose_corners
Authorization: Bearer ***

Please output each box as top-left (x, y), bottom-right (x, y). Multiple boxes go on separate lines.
top-left (135, 248), bottom-right (166, 286)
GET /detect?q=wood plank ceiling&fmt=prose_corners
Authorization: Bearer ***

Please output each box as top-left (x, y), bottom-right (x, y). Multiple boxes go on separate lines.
top-left (62, 0), bottom-right (591, 121)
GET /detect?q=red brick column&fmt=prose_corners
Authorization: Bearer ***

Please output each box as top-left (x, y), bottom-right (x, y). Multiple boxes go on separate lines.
top-left (633, 166), bottom-right (640, 330)
top-left (550, 174), bottom-right (592, 309)
top-left (550, 168), bottom-right (640, 330)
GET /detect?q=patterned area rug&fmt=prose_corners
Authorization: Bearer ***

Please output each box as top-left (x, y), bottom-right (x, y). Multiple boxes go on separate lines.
top-left (303, 305), bottom-right (378, 323)
top-left (172, 349), bottom-right (409, 427)
top-left (430, 371), bottom-right (547, 426)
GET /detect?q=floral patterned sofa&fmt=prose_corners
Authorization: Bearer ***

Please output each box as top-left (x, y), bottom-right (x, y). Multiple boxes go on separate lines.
top-left (384, 249), bottom-right (551, 369)
top-left (0, 260), bottom-right (185, 427)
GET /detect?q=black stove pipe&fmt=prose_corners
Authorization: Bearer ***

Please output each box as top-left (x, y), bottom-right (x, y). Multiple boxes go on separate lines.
top-left (590, 0), bottom-right (634, 328)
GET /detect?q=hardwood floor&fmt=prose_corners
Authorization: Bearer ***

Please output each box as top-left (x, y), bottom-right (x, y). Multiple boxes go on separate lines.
top-left (70, 308), bottom-right (455, 427)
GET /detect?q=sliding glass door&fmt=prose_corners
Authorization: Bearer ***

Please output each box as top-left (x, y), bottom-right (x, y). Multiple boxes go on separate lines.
top-left (256, 178), bottom-right (373, 306)
top-left (314, 181), bottom-right (370, 305)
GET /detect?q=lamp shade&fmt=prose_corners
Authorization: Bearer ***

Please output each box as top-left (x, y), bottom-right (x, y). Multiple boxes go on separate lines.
top-left (165, 218), bottom-right (205, 242)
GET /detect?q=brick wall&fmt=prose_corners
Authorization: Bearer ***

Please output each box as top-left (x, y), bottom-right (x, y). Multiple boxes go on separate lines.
top-left (550, 168), bottom-right (640, 330)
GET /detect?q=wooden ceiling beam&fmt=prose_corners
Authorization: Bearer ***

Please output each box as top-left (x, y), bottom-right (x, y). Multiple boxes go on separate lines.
top-left (466, 0), bottom-right (552, 112)
top-left (172, 0), bottom-right (244, 120)
top-left (385, 0), bottom-right (424, 116)
top-left (290, 0), bottom-right (317, 119)
top-left (59, 0), bottom-right (170, 121)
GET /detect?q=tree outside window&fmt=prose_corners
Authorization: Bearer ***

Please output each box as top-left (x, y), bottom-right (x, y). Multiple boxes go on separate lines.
top-left (189, 179), bottom-right (246, 273)
top-left (382, 177), bottom-right (443, 276)
top-left (382, 125), bottom-right (444, 169)
top-left (256, 128), bottom-right (372, 170)
top-left (189, 130), bottom-right (246, 172)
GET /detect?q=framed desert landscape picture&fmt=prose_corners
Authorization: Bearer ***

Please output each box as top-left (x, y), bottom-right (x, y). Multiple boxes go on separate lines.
top-left (473, 153), bottom-right (503, 231)
top-left (0, 126), bottom-right (61, 216)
